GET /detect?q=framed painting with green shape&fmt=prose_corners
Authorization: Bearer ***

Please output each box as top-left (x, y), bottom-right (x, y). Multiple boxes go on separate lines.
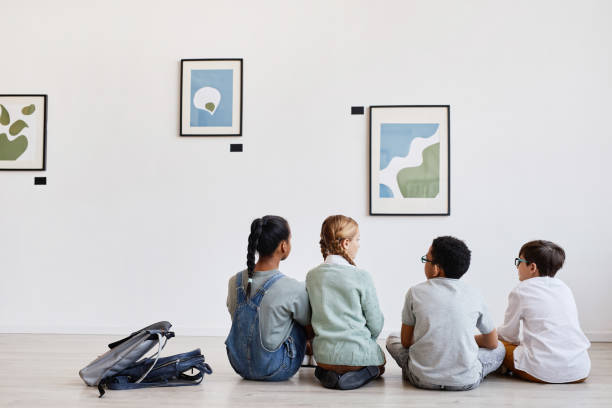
top-left (0, 94), bottom-right (47, 171)
top-left (180, 59), bottom-right (243, 137)
top-left (369, 105), bottom-right (450, 216)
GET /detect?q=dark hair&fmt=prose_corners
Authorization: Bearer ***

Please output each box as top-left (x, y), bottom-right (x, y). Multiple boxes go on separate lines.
top-left (430, 236), bottom-right (471, 279)
top-left (246, 215), bottom-right (290, 297)
top-left (519, 240), bottom-right (565, 277)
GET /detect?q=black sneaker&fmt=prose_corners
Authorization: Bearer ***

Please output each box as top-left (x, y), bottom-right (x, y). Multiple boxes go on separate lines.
top-left (337, 366), bottom-right (380, 390)
top-left (314, 367), bottom-right (340, 389)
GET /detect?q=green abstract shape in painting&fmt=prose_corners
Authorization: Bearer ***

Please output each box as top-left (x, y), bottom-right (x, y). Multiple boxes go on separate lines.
top-left (21, 104), bottom-right (36, 115)
top-left (9, 120), bottom-right (28, 136)
top-left (0, 104), bottom-right (9, 125)
top-left (0, 133), bottom-right (28, 160)
top-left (397, 143), bottom-right (440, 198)
top-left (205, 102), bottom-right (215, 113)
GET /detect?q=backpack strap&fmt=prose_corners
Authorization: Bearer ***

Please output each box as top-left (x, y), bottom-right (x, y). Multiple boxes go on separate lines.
top-left (97, 330), bottom-right (166, 398)
top-left (134, 332), bottom-right (163, 384)
top-left (107, 322), bottom-right (172, 349)
top-left (250, 272), bottom-right (283, 306)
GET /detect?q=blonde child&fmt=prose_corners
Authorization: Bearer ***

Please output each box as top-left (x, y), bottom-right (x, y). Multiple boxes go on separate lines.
top-left (306, 215), bottom-right (385, 390)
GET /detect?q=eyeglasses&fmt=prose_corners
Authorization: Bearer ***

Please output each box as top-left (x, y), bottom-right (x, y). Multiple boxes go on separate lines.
top-left (421, 255), bottom-right (434, 264)
top-left (514, 258), bottom-right (528, 267)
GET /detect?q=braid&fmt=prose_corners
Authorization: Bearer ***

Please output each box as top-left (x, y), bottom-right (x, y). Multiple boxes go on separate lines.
top-left (319, 238), bottom-right (329, 260)
top-left (246, 218), bottom-right (264, 298)
top-left (339, 247), bottom-right (356, 266)
top-left (331, 238), bottom-right (355, 266)
top-left (319, 225), bottom-right (337, 261)
top-left (319, 215), bottom-right (357, 266)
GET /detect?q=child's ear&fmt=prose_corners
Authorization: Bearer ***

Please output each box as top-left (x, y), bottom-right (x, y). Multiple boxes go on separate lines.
top-left (433, 264), bottom-right (446, 278)
top-left (341, 238), bottom-right (350, 251)
top-left (529, 262), bottom-right (540, 277)
top-left (276, 241), bottom-right (286, 256)
top-left (433, 264), bottom-right (441, 277)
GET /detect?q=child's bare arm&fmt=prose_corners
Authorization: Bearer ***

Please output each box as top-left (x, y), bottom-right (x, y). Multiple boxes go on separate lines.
top-left (305, 325), bottom-right (314, 340)
top-left (401, 324), bottom-right (414, 348)
top-left (475, 328), bottom-right (499, 349)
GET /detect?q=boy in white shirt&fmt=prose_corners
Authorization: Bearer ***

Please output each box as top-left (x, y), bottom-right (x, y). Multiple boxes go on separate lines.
top-left (498, 240), bottom-right (591, 383)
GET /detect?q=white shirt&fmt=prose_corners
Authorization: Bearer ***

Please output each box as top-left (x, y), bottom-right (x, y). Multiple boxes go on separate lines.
top-left (497, 277), bottom-right (591, 383)
top-left (324, 254), bottom-right (353, 267)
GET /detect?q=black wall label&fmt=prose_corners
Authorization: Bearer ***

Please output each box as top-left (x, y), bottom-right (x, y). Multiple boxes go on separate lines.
top-left (351, 106), bottom-right (364, 115)
top-left (230, 144), bottom-right (243, 152)
top-left (34, 177), bottom-right (47, 185)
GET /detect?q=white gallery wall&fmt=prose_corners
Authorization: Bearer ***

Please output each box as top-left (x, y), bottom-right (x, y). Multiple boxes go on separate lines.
top-left (1, 0), bottom-right (611, 340)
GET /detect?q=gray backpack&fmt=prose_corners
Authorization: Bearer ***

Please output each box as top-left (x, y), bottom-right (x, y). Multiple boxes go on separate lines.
top-left (79, 321), bottom-right (212, 397)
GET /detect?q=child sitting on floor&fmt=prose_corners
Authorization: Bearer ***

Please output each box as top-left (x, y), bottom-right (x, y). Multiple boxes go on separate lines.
top-left (386, 236), bottom-right (505, 390)
top-left (498, 240), bottom-right (590, 383)
top-left (225, 215), bottom-right (311, 381)
top-left (306, 215), bottom-right (386, 390)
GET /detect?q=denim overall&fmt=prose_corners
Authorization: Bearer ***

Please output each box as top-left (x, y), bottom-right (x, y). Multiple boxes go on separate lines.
top-left (225, 271), bottom-right (306, 381)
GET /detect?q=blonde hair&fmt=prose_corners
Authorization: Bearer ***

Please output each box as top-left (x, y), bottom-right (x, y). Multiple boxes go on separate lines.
top-left (319, 215), bottom-right (359, 266)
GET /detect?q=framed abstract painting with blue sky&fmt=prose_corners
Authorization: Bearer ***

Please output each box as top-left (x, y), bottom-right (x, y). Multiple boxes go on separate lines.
top-left (180, 59), bottom-right (242, 136)
top-left (370, 105), bottom-right (450, 215)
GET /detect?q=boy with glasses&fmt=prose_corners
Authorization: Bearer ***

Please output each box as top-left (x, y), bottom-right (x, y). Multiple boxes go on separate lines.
top-left (498, 240), bottom-right (590, 383)
top-left (386, 236), bottom-right (505, 390)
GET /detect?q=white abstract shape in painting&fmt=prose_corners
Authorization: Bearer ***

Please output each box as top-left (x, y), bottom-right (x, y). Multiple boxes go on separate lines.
top-left (193, 87), bottom-right (221, 115)
top-left (379, 128), bottom-right (440, 199)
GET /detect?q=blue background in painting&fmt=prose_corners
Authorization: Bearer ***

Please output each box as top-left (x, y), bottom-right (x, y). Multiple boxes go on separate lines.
top-left (190, 69), bottom-right (233, 127)
top-left (380, 184), bottom-right (394, 198)
top-left (380, 123), bottom-right (439, 170)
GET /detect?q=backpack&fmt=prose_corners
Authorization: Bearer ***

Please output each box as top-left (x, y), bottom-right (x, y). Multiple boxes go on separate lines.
top-left (79, 321), bottom-right (212, 397)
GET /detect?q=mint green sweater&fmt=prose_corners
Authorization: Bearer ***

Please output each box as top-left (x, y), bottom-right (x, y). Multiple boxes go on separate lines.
top-left (306, 262), bottom-right (385, 366)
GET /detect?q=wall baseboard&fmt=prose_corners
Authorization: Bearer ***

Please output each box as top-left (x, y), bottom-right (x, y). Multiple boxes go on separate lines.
top-left (584, 331), bottom-right (612, 342)
top-left (1, 327), bottom-right (610, 342)
top-left (0, 326), bottom-right (228, 337)
top-left (379, 330), bottom-right (612, 342)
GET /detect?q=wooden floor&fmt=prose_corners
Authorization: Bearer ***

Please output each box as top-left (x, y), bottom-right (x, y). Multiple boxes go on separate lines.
top-left (1, 334), bottom-right (610, 407)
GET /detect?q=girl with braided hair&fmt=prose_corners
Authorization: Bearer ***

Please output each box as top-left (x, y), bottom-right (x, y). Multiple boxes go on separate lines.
top-left (225, 215), bottom-right (311, 381)
top-left (306, 215), bottom-right (386, 390)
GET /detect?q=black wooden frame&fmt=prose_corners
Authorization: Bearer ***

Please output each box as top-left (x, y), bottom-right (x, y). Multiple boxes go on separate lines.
top-left (369, 105), bottom-right (450, 216)
top-left (180, 59), bottom-right (243, 137)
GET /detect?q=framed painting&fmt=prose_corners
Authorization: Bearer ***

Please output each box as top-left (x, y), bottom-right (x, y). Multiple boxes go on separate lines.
top-left (0, 94), bottom-right (47, 171)
top-left (370, 105), bottom-right (450, 215)
top-left (180, 59), bottom-right (243, 136)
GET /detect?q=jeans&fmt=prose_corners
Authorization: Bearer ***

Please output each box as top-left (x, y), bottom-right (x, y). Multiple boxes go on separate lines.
top-left (227, 323), bottom-right (306, 381)
top-left (385, 333), bottom-right (505, 391)
top-left (225, 271), bottom-right (307, 381)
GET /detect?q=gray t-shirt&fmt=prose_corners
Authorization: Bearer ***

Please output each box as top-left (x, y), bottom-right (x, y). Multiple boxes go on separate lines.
top-left (226, 269), bottom-right (311, 350)
top-left (402, 278), bottom-right (495, 386)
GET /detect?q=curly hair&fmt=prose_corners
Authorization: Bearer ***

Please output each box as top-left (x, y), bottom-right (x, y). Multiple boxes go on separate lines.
top-left (430, 236), bottom-right (471, 279)
top-left (319, 215), bottom-right (358, 266)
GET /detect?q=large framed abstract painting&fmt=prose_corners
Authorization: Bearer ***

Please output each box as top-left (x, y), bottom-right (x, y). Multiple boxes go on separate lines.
top-left (180, 59), bottom-right (242, 136)
top-left (0, 94), bottom-right (47, 170)
top-left (370, 105), bottom-right (450, 215)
